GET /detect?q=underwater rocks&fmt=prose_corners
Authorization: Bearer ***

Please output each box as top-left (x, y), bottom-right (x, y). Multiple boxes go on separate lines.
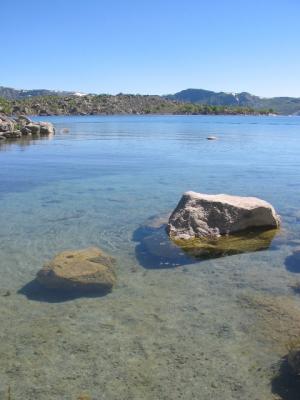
top-left (0, 114), bottom-right (55, 140)
top-left (167, 191), bottom-right (280, 240)
top-left (37, 247), bottom-right (116, 292)
top-left (172, 228), bottom-right (278, 258)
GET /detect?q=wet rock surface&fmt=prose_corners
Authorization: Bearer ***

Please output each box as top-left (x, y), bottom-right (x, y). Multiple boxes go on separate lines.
top-left (173, 228), bottom-right (278, 258)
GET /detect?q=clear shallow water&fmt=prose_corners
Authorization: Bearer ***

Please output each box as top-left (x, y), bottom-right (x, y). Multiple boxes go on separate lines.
top-left (1, 115), bottom-right (300, 399)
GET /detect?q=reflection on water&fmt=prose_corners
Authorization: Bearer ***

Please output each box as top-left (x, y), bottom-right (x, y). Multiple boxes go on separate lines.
top-left (0, 134), bottom-right (53, 151)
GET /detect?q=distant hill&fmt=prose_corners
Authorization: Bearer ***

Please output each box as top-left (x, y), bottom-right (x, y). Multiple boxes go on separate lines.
top-left (166, 89), bottom-right (300, 115)
top-left (0, 86), bottom-right (82, 100)
top-left (1, 85), bottom-right (299, 115)
top-left (0, 94), bottom-right (271, 117)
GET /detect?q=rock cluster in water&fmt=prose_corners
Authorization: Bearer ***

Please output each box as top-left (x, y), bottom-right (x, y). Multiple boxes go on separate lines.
top-left (167, 191), bottom-right (280, 240)
top-left (0, 114), bottom-right (55, 140)
top-left (37, 247), bottom-right (116, 292)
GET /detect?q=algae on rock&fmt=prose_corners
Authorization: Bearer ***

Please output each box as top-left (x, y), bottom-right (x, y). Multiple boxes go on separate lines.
top-left (172, 228), bottom-right (279, 258)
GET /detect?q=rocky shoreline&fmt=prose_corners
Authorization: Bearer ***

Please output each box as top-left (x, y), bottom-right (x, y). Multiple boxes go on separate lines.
top-left (0, 114), bottom-right (54, 141)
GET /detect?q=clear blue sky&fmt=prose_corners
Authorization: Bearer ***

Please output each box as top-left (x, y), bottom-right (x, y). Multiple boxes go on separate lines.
top-left (1, 0), bottom-right (300, 97)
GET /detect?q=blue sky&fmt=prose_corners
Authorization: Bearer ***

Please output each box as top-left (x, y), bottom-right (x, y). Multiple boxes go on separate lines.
top-left (1, 0), bottom-right (300, 96)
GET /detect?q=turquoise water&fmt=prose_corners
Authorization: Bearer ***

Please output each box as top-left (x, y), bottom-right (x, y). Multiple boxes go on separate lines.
top-left (1, 115), bottom-right (300, 399)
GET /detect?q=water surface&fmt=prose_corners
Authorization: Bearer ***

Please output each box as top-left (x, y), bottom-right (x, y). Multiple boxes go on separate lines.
top-left (1, 115), bottom-right (300, 400)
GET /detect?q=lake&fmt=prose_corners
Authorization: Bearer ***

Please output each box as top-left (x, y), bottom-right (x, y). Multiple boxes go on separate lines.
top-left (1, 115), bottom-right (300, 400)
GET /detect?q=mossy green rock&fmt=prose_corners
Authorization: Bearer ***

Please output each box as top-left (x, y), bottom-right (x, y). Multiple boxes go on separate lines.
top-left (172, 228), bottom-right (278, 258)
top-left (37, 247), bottom-right (116, 292)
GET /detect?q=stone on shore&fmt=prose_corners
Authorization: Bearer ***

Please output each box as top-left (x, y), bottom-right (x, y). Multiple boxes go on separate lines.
top-left (3, 130), bottom-right (22, 138)
top-left (21, 126), bottom-right (33, 136)
top-left (25, 123), bottom-right (40, 135)
top-left (0, 116), bottom-right (14, 133)
top-left (17, 115), bottom-right (32, 125)
top-left (40, 122), bottom-right (55, 135)
top-left (0, 114), bottom-right (55, 140)
top-left (37, 247), bottom-right (116, 292)
top-left (167, 191), bottom-right (280, 240)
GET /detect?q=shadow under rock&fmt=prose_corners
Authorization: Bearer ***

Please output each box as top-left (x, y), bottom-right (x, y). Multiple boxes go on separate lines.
top-left (285, 252), bottom-right (300, 273)
top-left (133, 214), bottom-right (279, 269)
top-left (272, 357), bottom-right (300, 400)
top-left (133, 217), bottom-right (202, 269)
top-left (18, 279), bottom-right (111, 303)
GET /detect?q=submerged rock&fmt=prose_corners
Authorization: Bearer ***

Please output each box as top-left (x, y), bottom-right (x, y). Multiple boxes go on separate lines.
top-left (167, 191), bottom-right (280, 240)
top-left (37, 247), bottom-right (116, 292)
top-left (173, 228), bottom-right (278, 258)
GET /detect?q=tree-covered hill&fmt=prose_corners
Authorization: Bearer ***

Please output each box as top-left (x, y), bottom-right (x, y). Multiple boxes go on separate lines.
top-left (166, 89), bottom-right (300, 115)
top-left (0, 85), bottom-right (299, 115)
top-left (0, 94), bottom-right (273, 116)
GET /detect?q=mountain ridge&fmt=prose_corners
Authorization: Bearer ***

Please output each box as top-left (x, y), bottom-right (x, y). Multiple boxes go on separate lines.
top-left (0, 85), bottom-right (299, 115)
top-left (0, 86), bottom-right (84, 100)
top-left (165, 89), bottom-right (300, 115)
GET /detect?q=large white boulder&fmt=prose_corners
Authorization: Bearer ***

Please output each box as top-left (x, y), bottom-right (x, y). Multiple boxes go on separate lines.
top-left (167, 191), bottom-right (280, 240)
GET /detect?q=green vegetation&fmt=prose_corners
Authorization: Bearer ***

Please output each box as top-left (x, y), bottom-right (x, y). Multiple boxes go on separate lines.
top-left (2, 94), bottom-right (275, 117)
top-left (0, 97), bottom-right (12, 114)
top-left (0, 85), bottom-right (298, 115)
